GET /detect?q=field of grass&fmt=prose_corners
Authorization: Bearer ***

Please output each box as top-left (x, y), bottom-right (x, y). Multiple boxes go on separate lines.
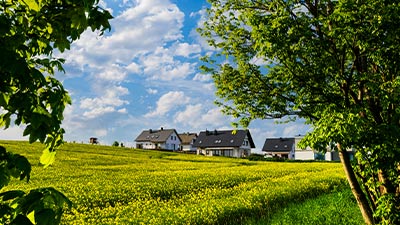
top-left (0, 141), bottom-right (364, 224)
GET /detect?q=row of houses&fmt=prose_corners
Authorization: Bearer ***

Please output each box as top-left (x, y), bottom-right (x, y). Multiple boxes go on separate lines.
top-left (134, 127), bottom-right (346, 161)
top-left (134, 127), bottom-right (254, 158)
top-left (263, 136), bottom-right (343, 161)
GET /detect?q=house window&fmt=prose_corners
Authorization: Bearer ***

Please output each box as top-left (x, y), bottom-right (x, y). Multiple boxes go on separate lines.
top-left (171, 136), bottom-right (173, 140)
top-left (224, 150), bottom-right (232, 157)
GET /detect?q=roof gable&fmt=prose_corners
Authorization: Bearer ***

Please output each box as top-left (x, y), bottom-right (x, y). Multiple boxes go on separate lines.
top-left (135, 128), bottom-right (180, 143)
top-left (193, 130), bottom-right (255, 148)
top-left (179, 133), bottom-right (197, 145)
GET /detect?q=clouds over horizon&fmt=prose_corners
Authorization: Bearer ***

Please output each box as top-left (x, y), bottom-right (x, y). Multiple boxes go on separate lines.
top-left (0, 0), bottom-right (309, 151)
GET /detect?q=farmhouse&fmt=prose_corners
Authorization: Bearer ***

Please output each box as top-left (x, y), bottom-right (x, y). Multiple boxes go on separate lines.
top-left (89, 137), bottom-right (98, 144)
top-left (263, 135), bottom-right (346, 161)
top-left (193, 129), bottom-right (255, 158)
top-left (178, 132), bottom-right (197, 152)
top-left (135, 127), bottom-right (181, 151)
top-left (262, 138), bottom-right (295, 159)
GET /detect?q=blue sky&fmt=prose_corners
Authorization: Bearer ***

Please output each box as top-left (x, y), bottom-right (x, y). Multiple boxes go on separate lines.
top-left (1, 0), bottom-right (310, 152)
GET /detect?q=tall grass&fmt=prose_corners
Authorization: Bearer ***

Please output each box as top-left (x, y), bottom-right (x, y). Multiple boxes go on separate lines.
top-left (246, 189), bottom-right (364, 225)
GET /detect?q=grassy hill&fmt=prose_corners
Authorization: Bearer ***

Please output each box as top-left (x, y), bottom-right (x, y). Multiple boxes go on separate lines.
top-left (0, 141), bottom-right (364, 224)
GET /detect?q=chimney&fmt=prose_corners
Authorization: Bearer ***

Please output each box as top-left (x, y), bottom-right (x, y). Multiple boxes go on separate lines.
top-left (149, 129), bottom-right (153, 133)
top-left (161, 127), bottom-right (164, 130)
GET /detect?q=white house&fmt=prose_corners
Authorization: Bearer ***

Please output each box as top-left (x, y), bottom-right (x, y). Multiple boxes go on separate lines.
top-left (294, 135), bottom-right (314, 160)
top-left (135, 128), bottom-right (181, 151)
top-left (193, 129), bottom-right (255, 158)
top-left (262, 137), bottom-right (296, 159)
top-left (262, 135), bottom-right (346, 161)
top-left (294, 135), bottom-right (342, 161)
top-left (178, 133), bottom-right (197, 152)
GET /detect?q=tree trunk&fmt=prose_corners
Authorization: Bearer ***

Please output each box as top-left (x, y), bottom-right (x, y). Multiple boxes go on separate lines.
top-left (337, 144), bottom-right (375, 225)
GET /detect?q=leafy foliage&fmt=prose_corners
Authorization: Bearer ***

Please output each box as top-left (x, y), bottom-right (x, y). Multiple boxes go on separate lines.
top-left (0, 0), bottom-right (112, 224)
top-left (199, 0), bottom-right (400, 224)
top-left (0, 146), bottom-right (72, 224)
top-left (0, 0), bottom-right (112, 152)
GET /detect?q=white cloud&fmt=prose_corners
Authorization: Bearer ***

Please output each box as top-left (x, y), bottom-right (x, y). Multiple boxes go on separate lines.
top-left (193, 73), bottom-right (212, 82)
top-left (157, 62), bottom-right (195, 80)
top-left (175, 104), bottom-right (203, 126)
top-left (126, 62), bottom-right (141, 73)
top-left (201, 108), bottom-right (227, 126)
top-left (140, 46), bottom-right (196, 81)
top-left (146, 88), bottom-right (158, 94)
top-left (145, 91), bottom-right (190, 117)
top-left (282, 122), bottom-right (310, 137)
top-left (174, 42), bottom-right (202, 57)
top-left (79, 85), bottom-right (129, 118)
top-left (61, 0), bottom-right (185, 78)
top-left (117, 108), bottom-right (128, 114)
top-left (175, 104), bottom-right (227, 128)
top-left (190, 8), bottom-right (216, 51)
top-left (97, 64), bottom-right (128, 82)
top-left (83, 106), bottom-right (116, 119)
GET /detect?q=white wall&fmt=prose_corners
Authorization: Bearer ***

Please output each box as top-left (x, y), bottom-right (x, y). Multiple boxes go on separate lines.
top-left (139, 142), bottom-right (157, 149)
top-left (161, 131), bottom-right (181, 150)
top-left (295, 151), bottom-right (315, 160)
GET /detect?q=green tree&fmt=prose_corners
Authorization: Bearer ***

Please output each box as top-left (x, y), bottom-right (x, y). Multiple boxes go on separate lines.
top-left (0, 0), bottom-right (112, 224)
top-left (112, 141), bottom-right (119, 147)
top-left (199, 0), bottom-right (400, 224)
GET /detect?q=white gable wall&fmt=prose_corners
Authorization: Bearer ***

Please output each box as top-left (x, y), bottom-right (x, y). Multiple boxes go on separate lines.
top-left (162, 131), bottom-right (181, 151)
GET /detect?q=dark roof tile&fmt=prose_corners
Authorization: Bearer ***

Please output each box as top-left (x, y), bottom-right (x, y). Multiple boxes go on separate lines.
top-left (193, 130), bottom-right (255, 148)
top-left (135, 128), bottom-right (181, 143)
top-left (262, 138), bottom-right (294, 152)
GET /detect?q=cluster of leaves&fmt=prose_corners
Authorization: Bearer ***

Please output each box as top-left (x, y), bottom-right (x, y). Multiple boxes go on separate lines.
top-left (0, 146), bottom-right (71, 224)
top-left (2, 141), bottom-right (358, 224)
top-left (199, 0), bottom-right (400, 223)
top-left (0, 0), bottom-right (112, 224)
top-left (0, 0), bottom-right (111, 152)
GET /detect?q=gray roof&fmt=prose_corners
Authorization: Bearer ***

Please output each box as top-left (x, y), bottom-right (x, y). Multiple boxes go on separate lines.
top-left (262, 138), bottom-right (295, 152)
top-left (193, 129), bottom-right (255, 148)
top-left (135, 128), bottom-right (181, 143)
top-left (178, 133), bottom-right (197, 145)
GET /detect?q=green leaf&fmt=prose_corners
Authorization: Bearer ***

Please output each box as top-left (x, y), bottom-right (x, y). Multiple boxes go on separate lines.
top-left (0, 190), bottom-right (25, 201)
top-left (35, 209), bottom-right (56, 225)
top-left (11, 214), bottom-right (34, 225)
top-left (39, 148), bottom-right (56, 168)
top-left (0, 167), bottom-right (10, 190)
top-left (0, 93), bottom-right (10, 106)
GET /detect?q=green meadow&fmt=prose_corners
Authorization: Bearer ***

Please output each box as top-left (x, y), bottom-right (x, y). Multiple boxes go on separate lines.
top-left (1, 141), bottom-right (364, 224)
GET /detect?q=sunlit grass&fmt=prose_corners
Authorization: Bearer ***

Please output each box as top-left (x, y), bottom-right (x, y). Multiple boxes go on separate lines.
top-left (1, 140), bottom-right (363, 224)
